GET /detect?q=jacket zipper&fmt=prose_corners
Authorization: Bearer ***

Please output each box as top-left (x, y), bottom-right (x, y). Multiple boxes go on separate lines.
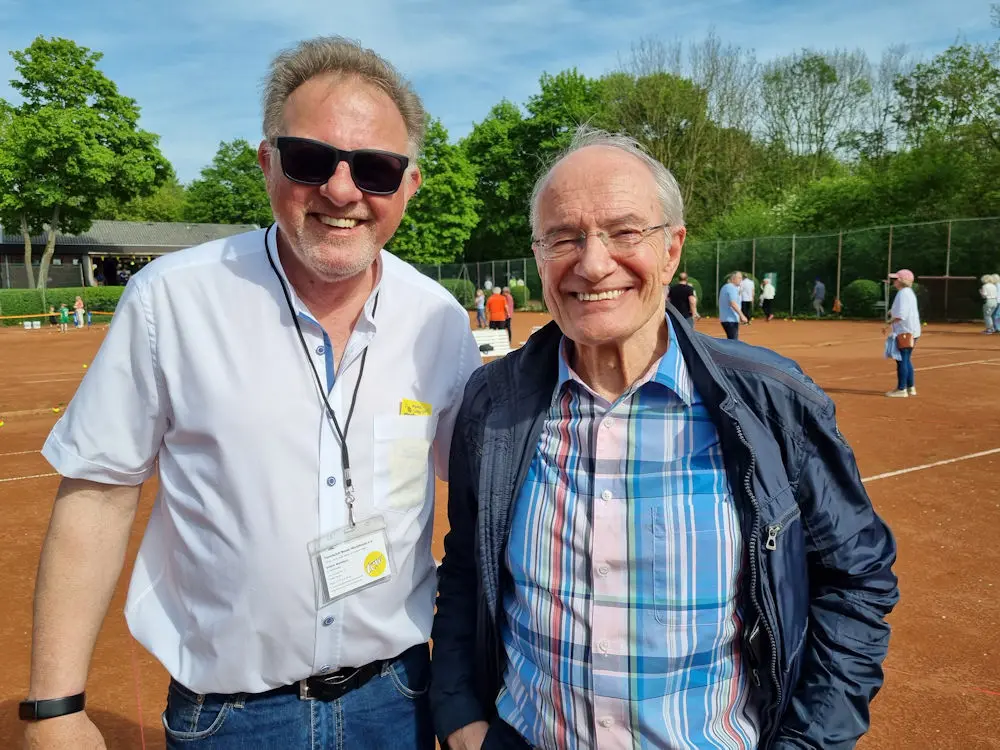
top-left (764, 506), bottom-right (801, 551)
top-left (732, 419), bottom-right (782, 708)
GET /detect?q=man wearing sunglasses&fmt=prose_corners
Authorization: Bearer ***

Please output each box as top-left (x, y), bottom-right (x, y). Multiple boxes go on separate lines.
top-left (23, 37), bottom-right (479, 749)
top-left (431, 126), bottom-right (898, 750)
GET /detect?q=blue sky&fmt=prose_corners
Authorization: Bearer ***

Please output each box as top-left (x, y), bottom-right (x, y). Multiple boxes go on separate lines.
top-left (0, 0), bottom-right (995, 183)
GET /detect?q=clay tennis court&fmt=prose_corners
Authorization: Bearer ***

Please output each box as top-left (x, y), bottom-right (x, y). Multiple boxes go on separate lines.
top-left (1, 313), bottom-right (999, 749)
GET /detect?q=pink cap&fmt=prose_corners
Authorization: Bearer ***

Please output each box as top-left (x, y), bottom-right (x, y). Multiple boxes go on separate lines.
top-left (889, 269), bottom-right (914, 283)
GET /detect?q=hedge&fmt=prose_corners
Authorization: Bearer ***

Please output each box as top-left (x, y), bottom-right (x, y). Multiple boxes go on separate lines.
top-left (0, 286), bottom-right (127, 325)
top-left (841, 279), bottom-right (881, 318)
top-left (686, 277), bottom-right (704, 306)
top-left (510, 285), bottom-right (529, 310)
top-left (438, 278), bottom-right (476, 308)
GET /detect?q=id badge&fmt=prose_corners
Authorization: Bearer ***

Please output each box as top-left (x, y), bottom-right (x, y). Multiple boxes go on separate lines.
top-left (308, 516), bottom-right (393, 609)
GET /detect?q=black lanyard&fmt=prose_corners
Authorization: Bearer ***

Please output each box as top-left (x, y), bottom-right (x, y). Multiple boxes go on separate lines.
top-left (264, 224), bottom-right (377, 527)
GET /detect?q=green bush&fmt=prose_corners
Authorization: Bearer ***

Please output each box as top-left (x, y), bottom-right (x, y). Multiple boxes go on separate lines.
top-left (525, 264), bottom-right (544, 303)
top-left (438, 278), bottom-right (476, 308)
top-left (841, 279), bottom-right (882, 318)
top-left (686, 277), bottom-right (703, 306)
top-left (510, 285), bottom-right (529, 310)
top-left (0, 287), bottom-right (126, 325)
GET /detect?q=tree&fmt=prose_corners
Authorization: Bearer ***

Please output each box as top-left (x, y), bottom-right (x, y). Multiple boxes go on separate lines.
top-left (761, 49), bottom-right (872, 176)
top-left (0, 37), bottom-right (169, 289)
top-left (184, 139), bottom-right (272, 226)
top-left (97, 174), bottom-right (187, 222)
top-left (894, 42), bottom-right (1000, 153)
top-left (389, 118), bottom-right (480, 264)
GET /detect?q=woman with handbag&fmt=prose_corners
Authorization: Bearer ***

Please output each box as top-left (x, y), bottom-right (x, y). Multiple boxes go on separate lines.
top-left (883, 269), bottom-right (921, 398)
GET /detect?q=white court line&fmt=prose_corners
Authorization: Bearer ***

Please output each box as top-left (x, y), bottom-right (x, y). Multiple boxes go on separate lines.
top-left (833, 357), bottom-right (1000, 381)
top-left (0, 472), bottom-right (58, 484)
top-left (0, 450), bottom-right (39, 458)
top-left (19, 377), bottom-right (82, 384)
top-left (862, 447), bottom-right (1000, 484)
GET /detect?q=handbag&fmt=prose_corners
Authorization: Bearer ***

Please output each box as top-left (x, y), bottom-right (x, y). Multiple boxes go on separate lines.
top-left (896, 332), bottom-right (914, 349)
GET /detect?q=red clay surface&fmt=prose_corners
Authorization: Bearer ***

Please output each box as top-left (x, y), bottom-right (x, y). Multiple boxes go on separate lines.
top-left (2, 313), bottom-right (999, 748)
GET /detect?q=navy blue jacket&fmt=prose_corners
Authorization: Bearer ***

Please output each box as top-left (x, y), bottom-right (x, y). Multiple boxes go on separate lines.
top-left (431, 309), bottom-right (899, 749)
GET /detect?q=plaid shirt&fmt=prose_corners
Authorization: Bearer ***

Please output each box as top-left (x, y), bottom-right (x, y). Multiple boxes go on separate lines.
top-left (497, 318), bottom-right (760, 749)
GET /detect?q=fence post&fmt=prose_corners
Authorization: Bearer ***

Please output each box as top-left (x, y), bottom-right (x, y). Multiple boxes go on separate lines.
top-left (790, 234), bottom-right (796, 315)
top-left (715, 240), bottom-right (721, 310)
top-left (836, 231), bottom-right (843, 301)
top-left (944, 221), bottom-right (952, 317)
top-left (491, 261), bottom-right (496, 287)
top-left (751, 238), bottom-right (756, 281)
top-left (886, 225), bottom-right (893, 313)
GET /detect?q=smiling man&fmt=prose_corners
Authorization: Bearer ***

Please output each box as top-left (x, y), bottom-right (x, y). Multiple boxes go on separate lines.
top-left (22, 37), bottom-right (479, 749)
top-left (430, 126), bottom-right (898, 750)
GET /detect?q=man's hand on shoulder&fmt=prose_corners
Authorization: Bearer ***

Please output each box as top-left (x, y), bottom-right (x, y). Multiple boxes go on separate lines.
top-left (447, 720), bottom-right (490, 750)
top-left (23, 712), bottom-right (106, 749)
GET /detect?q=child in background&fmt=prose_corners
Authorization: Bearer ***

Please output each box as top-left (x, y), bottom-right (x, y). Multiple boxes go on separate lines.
top-left (48, 306), bottom-right (57, 327)
top-left (58, 303), bottom-right (70, 333)
top-left (474, 289), bottom-right (486, 329)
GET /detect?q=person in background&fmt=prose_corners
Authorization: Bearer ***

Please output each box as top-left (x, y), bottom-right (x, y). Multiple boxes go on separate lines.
top-left (759, 277), bottom-right (776, 321)
top-left (992, 275), bottom-right (1000, 333)
top-left (883, 269), bottom-right (921, 398)
top-left (667, 271), bottom-right (698, 325)
top-left (72, 296), bottom-right (85, 328)
top-left (502, 285), bottom-right (515, 343)
top-left (739, 273), bottom-right (755, 324)
top-left (47, 306), bottom-right (57, 328)
top-left (21, 35), bottom-right (480, 750)
top-left (474, 288), bottom-right (487, 329)
top-left (980, 274), bottom-right (998, 334)
top-left (718, 270), bottom-right (748, 340)
top-left (431, 125), bottom-right (898, 750)
top-left (57, 303), bottom-right (70, 333)
top-left (811, 277), bottom-right (826, 316)
top-left (486, 286), bottom-right (508, 333)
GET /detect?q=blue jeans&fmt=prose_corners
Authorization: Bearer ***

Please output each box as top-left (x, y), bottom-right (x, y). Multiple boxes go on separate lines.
top-left (721, 321), bottom-right (740, 340)
top-left (476, 309), bottom-right (486, 327)
top-left (896, 346), bottom-right (914, 390)
top-left (162, 644), bottom-right (433, 749)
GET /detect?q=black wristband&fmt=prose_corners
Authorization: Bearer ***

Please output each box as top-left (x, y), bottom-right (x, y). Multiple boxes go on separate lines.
top-left (18, 692), bottom-right (86, 721)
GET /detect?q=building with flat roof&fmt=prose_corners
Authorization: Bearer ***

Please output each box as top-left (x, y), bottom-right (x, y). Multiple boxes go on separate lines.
top-left (0, 220), bottom-right (257, 288)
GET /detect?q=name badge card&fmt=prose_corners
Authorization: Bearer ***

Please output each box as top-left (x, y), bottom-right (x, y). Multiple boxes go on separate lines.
top-left (308, 516), bottom-right (393, 608)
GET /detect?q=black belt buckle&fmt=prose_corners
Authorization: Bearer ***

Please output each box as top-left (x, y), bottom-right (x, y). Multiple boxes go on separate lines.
top-left (298, 661), bottom-right (381, 701)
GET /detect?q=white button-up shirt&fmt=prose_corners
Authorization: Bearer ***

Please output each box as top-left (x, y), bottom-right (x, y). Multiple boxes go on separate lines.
top-left (739, 277), bottom-right (755, 302)
top-left (42, 227), bottom-right (480, 694)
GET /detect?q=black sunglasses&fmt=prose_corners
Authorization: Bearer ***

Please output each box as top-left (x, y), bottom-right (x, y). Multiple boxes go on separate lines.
top-left (273, 136), bottom-right (410, 195)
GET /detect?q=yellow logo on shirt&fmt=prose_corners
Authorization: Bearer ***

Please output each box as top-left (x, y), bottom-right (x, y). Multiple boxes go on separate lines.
top-left (364, 551), bottom-right (387, 578)
top-left (399, 399), bottom-right (432, 416)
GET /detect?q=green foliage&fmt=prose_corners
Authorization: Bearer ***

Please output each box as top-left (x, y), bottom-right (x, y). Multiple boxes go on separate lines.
top-left (0, 36), bottom-right (170, 289)
top-left (510, 285), bottom-right (529, 309)
top-left (685, 277), bottom-right (704, 305)
top-left (389, 119), bottom-right (481, 264)
top-left (438, 278), bottom-right (476, 308)
top-left (841, 279), bottom-right (882, 318)
top-left (704, 199), bottom-right (787, 240)
top-left (0, 286), bottom-right (124, 324)
top-left (99, 175), bottom-right (187, 222)
top-left (184, 139), bottom-right (271, 226)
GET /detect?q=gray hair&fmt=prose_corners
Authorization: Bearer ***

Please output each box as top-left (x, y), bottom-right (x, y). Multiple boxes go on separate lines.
top-left (728, 271), bottom-right (743, 283)
top-left (262, 36), bottom-right (426, 158)
top-left (991, 274), bottom-right (1000, 284)
top-left (529, 125), bottom-right (685, 235)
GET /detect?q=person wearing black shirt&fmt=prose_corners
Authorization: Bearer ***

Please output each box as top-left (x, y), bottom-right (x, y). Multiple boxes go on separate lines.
top-left (667, 272), bottom-right (698, 325)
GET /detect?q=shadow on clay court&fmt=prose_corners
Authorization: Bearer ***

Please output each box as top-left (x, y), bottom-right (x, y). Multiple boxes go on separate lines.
top-left (0, 700), bottom-right (154, 749)
top-left (821, 387), bottom-right (892, 397)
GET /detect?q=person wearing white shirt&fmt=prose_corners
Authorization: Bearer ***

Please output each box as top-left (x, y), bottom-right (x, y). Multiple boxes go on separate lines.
top-left (982, 274), bottom-right (999, 334)
top-left (21, 37), bottom-right (479, 749)
top-left (759, 277), bottom-right (776, 321)
top-left (739, 274), bottom-right (755, 323)
top-left (883, 269), bottom-right (921, 398)
top-left (992, 274), bottom-right (1000, 333)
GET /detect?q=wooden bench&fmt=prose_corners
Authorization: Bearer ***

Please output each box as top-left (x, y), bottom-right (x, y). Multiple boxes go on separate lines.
top-left (472, 328), bottom-right (514, 359)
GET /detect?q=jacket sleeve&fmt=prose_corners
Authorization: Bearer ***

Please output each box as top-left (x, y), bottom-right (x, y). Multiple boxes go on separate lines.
top-left (429, 378), bottom-right (489, 744)
top-left (773, 396), bottom-right (900, 750)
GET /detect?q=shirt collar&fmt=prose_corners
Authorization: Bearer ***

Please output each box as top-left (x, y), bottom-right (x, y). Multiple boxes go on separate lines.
top-left (264, 223), bottom-right (383, 332)
top-left (555, 314), bottom-right (694, 407)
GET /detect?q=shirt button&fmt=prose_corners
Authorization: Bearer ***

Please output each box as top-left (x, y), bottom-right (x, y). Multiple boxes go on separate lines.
top-left (319, 665), bottom-right (332, 674)
top-left (326, 476), bottom-right (337, 487)
top-left (601, 489), bottom-right (612, 501)
top-left (597, 564), bottom-right (610, 577)
top-left (602, 417), bottom-right (613, 429)
top-left (322, 616), bottom-right (335, 627)
top-left (598, 639), bottom-right (610, 653)
top-left (316, 345), bottom-right (326, 355)
top-left (600, 717), bottom-right (614, 728)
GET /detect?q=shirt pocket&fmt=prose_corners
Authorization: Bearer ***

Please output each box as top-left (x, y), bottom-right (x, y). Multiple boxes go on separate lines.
top-left (373, 414), bottom-right (438, 513)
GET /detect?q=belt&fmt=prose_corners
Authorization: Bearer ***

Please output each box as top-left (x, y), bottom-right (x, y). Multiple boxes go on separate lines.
top-left (269, 659), bottom-right (386, 702)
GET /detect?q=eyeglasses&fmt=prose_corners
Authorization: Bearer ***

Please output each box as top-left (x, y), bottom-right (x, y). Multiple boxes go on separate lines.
top-left (272, 136), bottom-right (410, 195)
top-left (531, 223), bottom-right (669, 260)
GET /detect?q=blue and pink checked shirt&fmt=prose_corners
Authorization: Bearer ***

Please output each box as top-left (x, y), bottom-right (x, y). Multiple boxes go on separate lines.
top-left (497, 317), bottom-right (760, 749)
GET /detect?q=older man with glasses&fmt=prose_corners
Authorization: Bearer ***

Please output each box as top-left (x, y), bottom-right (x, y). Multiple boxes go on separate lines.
top-left (431, 125), bottom-right (898, 750)
top-left (21, 36), bottom-right (479, 749)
